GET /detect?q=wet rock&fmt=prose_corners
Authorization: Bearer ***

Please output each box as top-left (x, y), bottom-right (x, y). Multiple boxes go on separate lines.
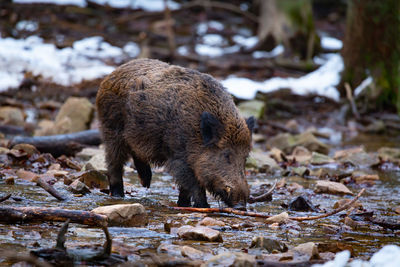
top-left (287, 182), bottom-right (304, 193)
top-left (34, 119), bottom-right (56, 136)
top-left (293, 132), bottom-right (330, 155)
top-left (333, 199), bottom-right (362, 209)
top-left (237, 100), bottom-right (265, 119)
top-left (198, 217), bottom-right (225, 227)
top-left (285, 119), bottom-right (299, 132)
top-left (337, 151), bottom-right (379, 167)
top-left (177, 225), bottom-right (222, 242)
top-left (344, 216), bottom-right (360, 229)
top-left (0, 147), bottom-right (10, 154)
top-left (12, 144), bottom-right (39, 157)
top-left (250, 236), bottom-right (288, 252)
top-left (76, 147), bottom-right (104, 161)
top-left (351, 171), bottom-right (379, 185)
top-left (5, 177), bottom-right (14, 185)
top-left (334, 146), bottom-right (364, 160)
top-left (291, 166), bottom-right (310, 177)
top-left (181, 245), bottom-right (205, 260)
top-left (247, 150), bottom-right (280, 171)
top-left (378, 147), bottom-right (400, 164)
top-left (395, 206), bottom-right (400, 214)
top-left (55, 97), bottom-right (94, 134)
top-left (266, 133), bottom-right (293, 154)
top-left (310, 152), bottom-right (335, 165)
top-left (157, 243), bottom-right (183, 258)
top-left (292, 242), bottom-right (319, 261)
top-left (315, 180), bottom-right (353, 195)
top-left (266, 132), bottom-right (329, 155)
top-left (0, 106), bottom-right (25, 126)
top-left (269, 147), bottom-right (285, 162)
top-left (265, 212), bottom-right (289, 224)
top-left (205, 252), bottom-right (256, 267)
top-left (83, 153), bottom-right (107, 171)
top-left (16, 169), bottom-right (38, 182)
top-left (288, 196), bottom-right (317, 212)
top-left (288, 146), bottom-right (312, 164)
top-left (92, 203), bottom-right (148, 227)
top-left (68, 179), bottom-right (91, 195)
top-left (77, 170), bottom-right (108, 189)
top-left (363, 120), bottom-right (385, 133)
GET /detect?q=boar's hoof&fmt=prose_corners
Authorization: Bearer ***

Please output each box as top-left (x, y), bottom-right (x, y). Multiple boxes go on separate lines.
top-left (110, 185), bottom-right (124, 198)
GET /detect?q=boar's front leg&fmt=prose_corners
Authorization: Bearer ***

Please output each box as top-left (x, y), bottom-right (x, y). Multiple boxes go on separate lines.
top-left (132, 156), bottom-right (152, 188)
top-left (167, 159), bottom-right (209, 208)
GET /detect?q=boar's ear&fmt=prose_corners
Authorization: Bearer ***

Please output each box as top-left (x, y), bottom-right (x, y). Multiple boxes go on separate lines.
top-left (246, 116), bottom-right (255, 133)
top-left (201, 112), bottom-right (223, 146)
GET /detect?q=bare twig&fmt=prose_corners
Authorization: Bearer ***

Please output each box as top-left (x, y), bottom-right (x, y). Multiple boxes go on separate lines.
top-left (163, 0), bottom-right (176, 57)
top-left (290, 188), bottom-right (365, 221)
top-left (35, 177), bottom-right (66, 201)
top-left (173, 189), bottom-right (366, 222)
top-left (345, 82), bottom-right (360, 120)
top-left (248, 180), bottom-right (277, 203)
top-left (0, 193), bottom-right (11, 203)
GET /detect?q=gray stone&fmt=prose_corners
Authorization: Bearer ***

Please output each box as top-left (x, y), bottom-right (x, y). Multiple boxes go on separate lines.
top-left (315, 180), bottom-right (353, 195)
top-left (55, 97), bottom-right (94, 134)
top-left (205, 252), bottom-right (256, 267)
top-left (0, 106), bottom-right (25, 126)
top-left (250, 237), bottom-right (288, 252)
top-left (177, 225), bottom-right (223, 242)
top-left (92, 203), bottom-right (148, 227)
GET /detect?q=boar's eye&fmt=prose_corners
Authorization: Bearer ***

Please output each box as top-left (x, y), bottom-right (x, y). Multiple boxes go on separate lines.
top-left (224, 151), bottom-right (232, 164)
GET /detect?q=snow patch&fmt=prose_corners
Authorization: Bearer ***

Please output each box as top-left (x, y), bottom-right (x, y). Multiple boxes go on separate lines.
top-left (13, 0), bottom-right (180, 11)
top-left (195, 44), bottom-right (239, 57)
top-left (233, 35), bottom-right (258, 49)
top-left (0, 35), bottom-right (140, 91)
top-left (16, 20), bottom-right (39, 32)
top-left (321, 36), bottom-right (343, 50)
top-left (196, 21), bottom-right (224, 35)
top-left (222, 53), bottom-right (343, 100)
top-left (312, 245), bottom-right (400, 267)
top-left (252, 45), bottom-right (284, 59)
top-left (202, 34), bottom-right (226, 46)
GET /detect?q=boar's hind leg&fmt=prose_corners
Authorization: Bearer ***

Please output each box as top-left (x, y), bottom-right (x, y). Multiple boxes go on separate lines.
top-left (133, 156), bottom-right (152, 188)
top-left (177, 188), bottom-right (191, 207)
top-left (104, 136), bottom-right (130, 197)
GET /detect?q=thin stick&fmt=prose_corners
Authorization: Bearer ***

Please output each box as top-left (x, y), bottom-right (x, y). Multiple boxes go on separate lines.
top-left (35, 177), bottom-right (66, 201)
top-left (290, 188), bottom-right (365, 221)
top-left (173, 189), bottom-right (366, 222)
top-left (173, 207), bottom-right (272, 218)
top-left (345, 82), bottom-right (360, 120)
top-left (0, 193), bottom-right (12, 203)
top-left (248, 180), bottom-right (277, 203)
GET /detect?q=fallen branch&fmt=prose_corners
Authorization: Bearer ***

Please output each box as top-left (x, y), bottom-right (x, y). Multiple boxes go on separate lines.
top-left (173, 189), bottom-right (366, 222)
top-left (0, 206), bottom-right (108, 227)
top-left (10, 129), bottom-right (101, 157)
top-left (0, 193), bottom-right (11, 203)
top-left (290, 188), bottom-right (365, 221)
top-left (248, 180), bottom-right (277, 204)
top-left (35, 176), bottom-right (66, 201)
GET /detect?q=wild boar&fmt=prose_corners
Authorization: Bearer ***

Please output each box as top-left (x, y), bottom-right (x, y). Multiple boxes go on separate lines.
top-left (96, 58), bottom-right (254, 208)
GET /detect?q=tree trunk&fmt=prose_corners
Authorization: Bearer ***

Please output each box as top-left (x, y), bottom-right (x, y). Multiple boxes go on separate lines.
top-left (256, 0), bottom-right (320, 60)
top-left (340, 0), bottom-right (400, 112)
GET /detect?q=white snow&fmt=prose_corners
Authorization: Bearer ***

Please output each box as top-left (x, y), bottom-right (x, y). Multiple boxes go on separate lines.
top-left (202, 34), bottom-right (226, 46)
top-left (13, 0), bottom-right (180, 11)
top-left (354, 76), bottom-right (373, 96)
top-left (196, 21), bottom-right (224, 35)
top-left (222, 53), bottom-right (343, 100)
top-left (14, 0), bottom-right (86, 7)
top-left (232, 35), bottom-right (258, 49)
top-left (321, 36), bottom-right (343, 50)
top-left (195, 44), bottom-right (239, 57)
top-left (15, 20), bottom-right (39, 32)
top-left (312, 245), bottom-right (400, 267)
top-left (252, 45), bottom-right (284, 59)
top-left (0, 35), bottom-right (140, 91)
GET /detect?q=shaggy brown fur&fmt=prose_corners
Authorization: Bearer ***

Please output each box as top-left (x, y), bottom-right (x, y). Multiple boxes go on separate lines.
top-left (96, 58), bottom-right (254, 208)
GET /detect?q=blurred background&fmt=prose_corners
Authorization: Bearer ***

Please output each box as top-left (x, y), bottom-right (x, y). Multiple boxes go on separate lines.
top-left (0, 0), bottom-right (398, 140)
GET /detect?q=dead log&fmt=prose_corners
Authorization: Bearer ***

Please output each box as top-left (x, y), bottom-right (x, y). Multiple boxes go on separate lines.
top-left (10, 129), bottom-right (101, 157)
top-left (0, 206), bottom-right (108, 227)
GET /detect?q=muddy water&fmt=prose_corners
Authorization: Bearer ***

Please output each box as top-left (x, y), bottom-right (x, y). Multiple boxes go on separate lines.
top-left (0, 136), bottom-right (400, 264)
